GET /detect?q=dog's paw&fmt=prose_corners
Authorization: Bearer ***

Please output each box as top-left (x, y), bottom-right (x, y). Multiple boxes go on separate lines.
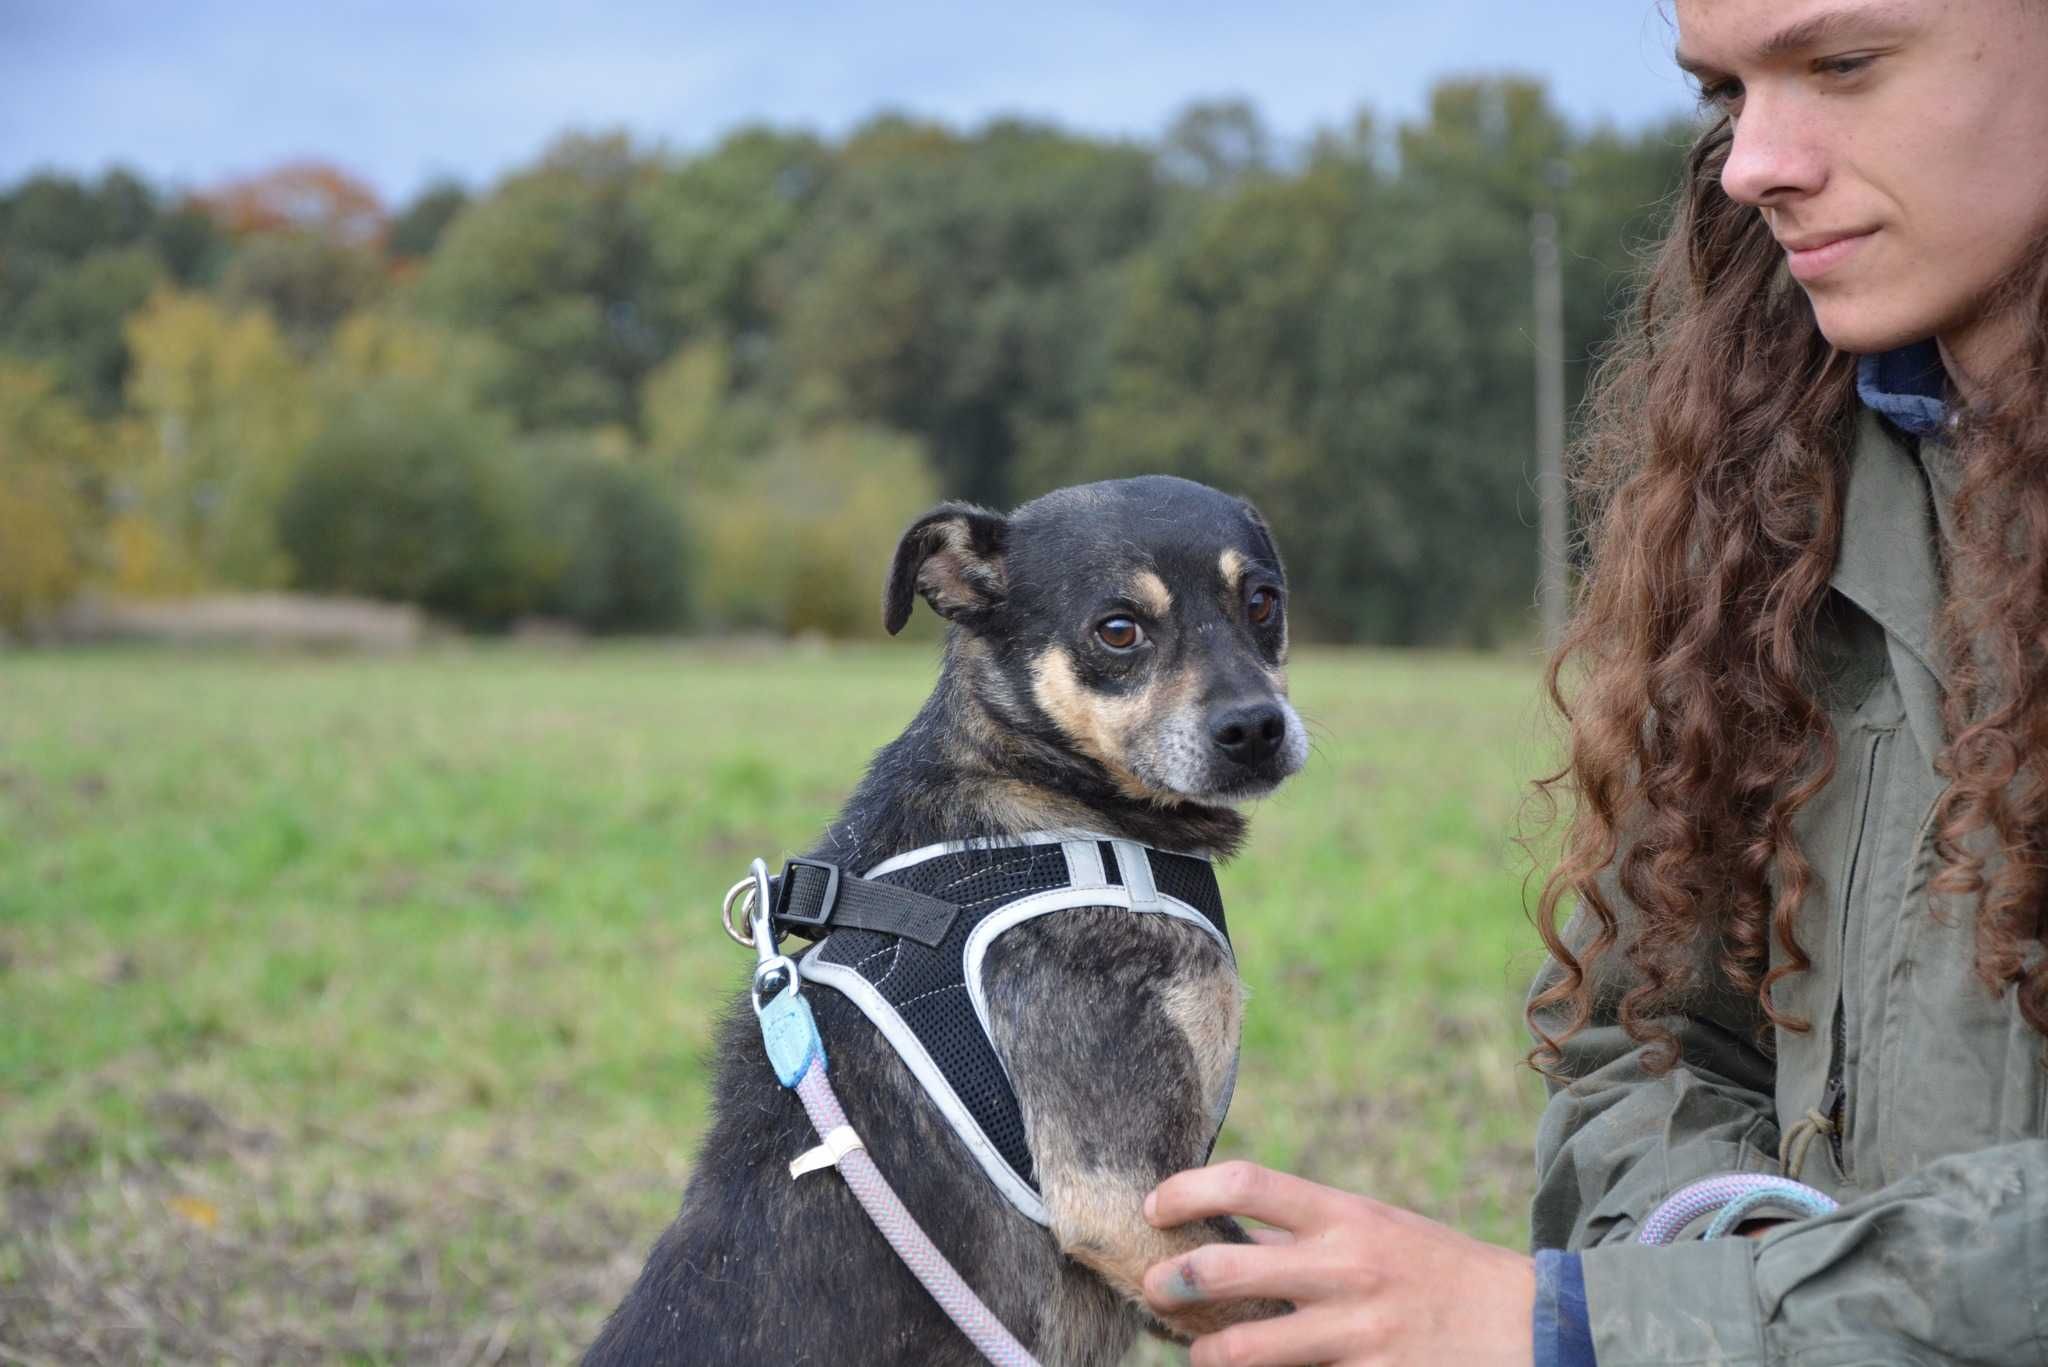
top-left (1151, 1295), bottom-right (1293, 1343)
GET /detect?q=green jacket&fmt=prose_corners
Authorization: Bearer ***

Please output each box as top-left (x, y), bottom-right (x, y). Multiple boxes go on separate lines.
top-left (1529, 410), bottom-right (2048, 1365)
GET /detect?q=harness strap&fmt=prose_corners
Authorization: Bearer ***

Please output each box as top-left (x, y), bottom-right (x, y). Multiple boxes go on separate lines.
top-left (772, 858), bottom-right (961, 947)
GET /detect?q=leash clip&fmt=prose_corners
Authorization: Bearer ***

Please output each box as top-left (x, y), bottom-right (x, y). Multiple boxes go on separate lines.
top-left (730, 855), bottom-right (826, 1087)
top-left (754, 952), bottom-right (825, 1087)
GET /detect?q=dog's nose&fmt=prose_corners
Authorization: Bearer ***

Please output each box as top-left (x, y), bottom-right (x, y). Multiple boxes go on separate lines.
top-left (1209, 700), bottom-right (1286, 767)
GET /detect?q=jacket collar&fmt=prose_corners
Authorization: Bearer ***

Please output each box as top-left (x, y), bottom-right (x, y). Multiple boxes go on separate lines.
top-left (1830, 408), bottom-right (1943, 682)
top-left (1830, 369), bottom-right (1948, 763)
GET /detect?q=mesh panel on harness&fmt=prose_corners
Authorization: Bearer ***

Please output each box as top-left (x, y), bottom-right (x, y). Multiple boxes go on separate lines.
top-left (797, 834), bottom-right (1231, 1226)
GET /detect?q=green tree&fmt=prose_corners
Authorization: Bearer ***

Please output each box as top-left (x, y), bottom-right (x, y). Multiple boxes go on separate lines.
top-left (220, 234), bottom-right (387, 354)
top-left (417, 132), bottom-right (679, 432)
top-left (776, 116), bottom-right (1166, 505)
top-left (1159, 99), bottom-right (1275, 191)
top-left (637, 127), bottom-right (832, 356)
top-left (318, 308), bottom-right (506, 409)
top-left (124, 289), bottom-right (315, 586)
top-left (0, 169), bottom-right (157, 264)
top-left (0, 170), bottom-right (227, 413)
top-left (6, 247), bottom-right (164, 415)
top-left (1030, 79), bottom-right (1687, 645)
top-left (388, 179), bottom-right (471, 260)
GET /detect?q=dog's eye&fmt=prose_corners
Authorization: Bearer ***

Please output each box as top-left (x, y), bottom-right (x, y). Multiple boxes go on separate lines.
top-left (1094, 617), bottom-right (1144, 651)
top-left (1247, 587), bottom-right (1280, 625)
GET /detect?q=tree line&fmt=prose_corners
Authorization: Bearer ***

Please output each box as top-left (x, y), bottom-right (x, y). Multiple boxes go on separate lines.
top-left (0, 80), bottom-right (1691, 642)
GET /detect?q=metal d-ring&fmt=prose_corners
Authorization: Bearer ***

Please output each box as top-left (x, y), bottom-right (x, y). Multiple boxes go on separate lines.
top-left (721, 877), bottom-right (756, 948)
top-left (721, 859), bottom-right (777, 954)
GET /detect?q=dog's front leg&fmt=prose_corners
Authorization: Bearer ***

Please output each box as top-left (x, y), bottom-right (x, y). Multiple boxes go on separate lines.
top-left (982, 908), bottom-right (1291, 1343)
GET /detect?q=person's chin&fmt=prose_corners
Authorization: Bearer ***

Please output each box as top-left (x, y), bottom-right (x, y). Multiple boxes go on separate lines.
top-left (1805, 296), bottom-right (1936, 358)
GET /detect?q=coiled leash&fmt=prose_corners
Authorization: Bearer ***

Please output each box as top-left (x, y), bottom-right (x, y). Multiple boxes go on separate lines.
top-left (731, 860), bottom-right (1043, 1367)
top-left (1636, 1173), bottom-right (1840, 1245)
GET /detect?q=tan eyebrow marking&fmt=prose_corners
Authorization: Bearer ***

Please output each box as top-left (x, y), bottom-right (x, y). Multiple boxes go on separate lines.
top-left (1131, 570), bottom-right (1171, 618)
top-left (1217, 548), bottom-right (1246, 595)
top-left (1676, 0), bottom-right (1917, 77)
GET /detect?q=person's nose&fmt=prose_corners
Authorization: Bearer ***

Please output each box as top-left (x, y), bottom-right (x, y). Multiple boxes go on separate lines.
top-left (1719, 92), bottom-right (1826, 209)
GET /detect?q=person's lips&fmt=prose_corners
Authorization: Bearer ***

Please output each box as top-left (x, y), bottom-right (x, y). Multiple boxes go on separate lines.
top-left (1781, 229), bottom-right (1877, 282)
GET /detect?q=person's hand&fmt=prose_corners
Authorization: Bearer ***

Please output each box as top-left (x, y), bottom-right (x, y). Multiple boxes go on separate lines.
top-left (1141, 1161), bottom-right (1536, 1366)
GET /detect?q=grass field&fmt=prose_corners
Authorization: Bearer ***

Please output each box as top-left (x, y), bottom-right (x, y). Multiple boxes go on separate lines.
top-left (0, 643), bottom-right (1564, 1364)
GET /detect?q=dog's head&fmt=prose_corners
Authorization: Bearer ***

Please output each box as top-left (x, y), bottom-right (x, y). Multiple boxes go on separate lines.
top-left (885, 475), bottom-right (1308, 806)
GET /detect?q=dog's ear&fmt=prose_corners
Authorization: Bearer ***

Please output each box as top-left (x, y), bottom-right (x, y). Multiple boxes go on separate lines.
top-left (883, 503), bottom-right (1009, 635)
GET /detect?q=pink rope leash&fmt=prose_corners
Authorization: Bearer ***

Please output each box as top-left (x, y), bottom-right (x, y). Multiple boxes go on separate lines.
top-left (792, 1063), bottom-right (1040, 1366)
top-left (1637, 1173), bottom-right (1839, 1245)
top-left (740, 848), bottom-right (1039, 1367)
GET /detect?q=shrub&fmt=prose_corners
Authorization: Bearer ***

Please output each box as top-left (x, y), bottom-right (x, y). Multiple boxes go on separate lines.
top-left (520, 440), bottom-right (689, 632)
top-left (693, 424), bottom-right (936, 638)
top-left (277, 387), bottom-right (528, 626)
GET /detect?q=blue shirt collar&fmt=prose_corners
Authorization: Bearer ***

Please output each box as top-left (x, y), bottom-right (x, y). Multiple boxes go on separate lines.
top-left (1855, 339), bottom-right (1950, 437)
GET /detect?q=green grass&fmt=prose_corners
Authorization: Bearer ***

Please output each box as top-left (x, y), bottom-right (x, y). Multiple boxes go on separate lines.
top-left (0, 643), bottom-right (1563, 1363)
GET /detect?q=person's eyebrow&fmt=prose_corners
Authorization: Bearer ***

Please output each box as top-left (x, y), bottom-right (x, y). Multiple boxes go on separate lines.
top-left (1675, 1), bottom-right (1918, 78)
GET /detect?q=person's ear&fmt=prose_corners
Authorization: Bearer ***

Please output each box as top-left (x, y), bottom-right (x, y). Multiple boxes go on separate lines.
top-left (882, 503), bottom-right (1009, 635)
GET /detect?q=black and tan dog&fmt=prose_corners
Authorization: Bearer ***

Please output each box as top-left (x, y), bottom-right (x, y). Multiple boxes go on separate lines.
top-left (586, 475), bottom-right (1308, 1365)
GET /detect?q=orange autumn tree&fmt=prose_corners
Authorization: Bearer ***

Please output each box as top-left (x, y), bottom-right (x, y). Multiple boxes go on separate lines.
top-left (199, 161), bottom-right (387, 248)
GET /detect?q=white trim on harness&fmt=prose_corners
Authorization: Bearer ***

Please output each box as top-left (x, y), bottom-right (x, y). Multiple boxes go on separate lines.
top-left (798, 948), bottom-right (1054, 1224)
top-left (861, 829), bottom-right (1092, 880)
top-left (959, 843), bottom-right (1233, 1082)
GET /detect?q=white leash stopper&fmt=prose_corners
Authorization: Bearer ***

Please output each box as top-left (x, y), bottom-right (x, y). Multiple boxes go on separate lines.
top-left (789, 1124), bottom-right (866, 1179)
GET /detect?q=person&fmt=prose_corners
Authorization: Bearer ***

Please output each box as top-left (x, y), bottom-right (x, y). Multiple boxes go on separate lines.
top-left (1136, 0), bottom-right (2048, 1362)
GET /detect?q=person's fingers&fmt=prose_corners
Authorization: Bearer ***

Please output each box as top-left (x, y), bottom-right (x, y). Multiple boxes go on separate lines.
top-left (1143, 1239), bottom-right (1363, 1312)
top-left (1146, 1161), bottom-right (1355, 1234)
top-left (1246, 1226), bottom-right (1294, 1246)
top-left (1186, 1306), bottom-right (1379, 1367)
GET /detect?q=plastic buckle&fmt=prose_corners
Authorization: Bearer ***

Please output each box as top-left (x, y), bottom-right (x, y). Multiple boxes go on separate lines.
top-left (772, 857), bottom-right (842, 931)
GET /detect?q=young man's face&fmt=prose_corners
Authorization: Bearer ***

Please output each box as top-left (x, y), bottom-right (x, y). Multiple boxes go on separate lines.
top-left (1675, 0), bottom-right (2048, 375)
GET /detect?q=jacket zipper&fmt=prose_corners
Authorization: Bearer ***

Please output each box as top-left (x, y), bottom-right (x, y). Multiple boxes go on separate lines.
top-left (1823, 731), bottom-right (1886, 1172)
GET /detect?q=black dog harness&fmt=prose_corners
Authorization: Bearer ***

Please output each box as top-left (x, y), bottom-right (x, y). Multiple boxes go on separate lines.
top-left (761, 832), bottom-right (1235, 1226)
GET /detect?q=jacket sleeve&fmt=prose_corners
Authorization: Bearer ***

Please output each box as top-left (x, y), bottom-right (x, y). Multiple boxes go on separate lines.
top-left (1576, 1140), bottom-right (2048, 1364)
top-left (1527, 912), bottom-right (1784, 1253)
top-left (1530, 914), bottom-right (2048, 1362)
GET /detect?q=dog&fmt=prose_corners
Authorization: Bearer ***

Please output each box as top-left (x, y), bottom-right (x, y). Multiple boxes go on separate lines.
top-left (586, 475), bottom-right (1309, 1365)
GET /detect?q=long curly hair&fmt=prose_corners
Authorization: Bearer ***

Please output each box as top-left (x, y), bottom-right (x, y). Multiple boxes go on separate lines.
top-left (1527, 111), bottom-right (2048, 1073)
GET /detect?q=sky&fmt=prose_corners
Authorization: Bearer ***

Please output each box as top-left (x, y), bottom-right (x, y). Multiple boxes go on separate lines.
top-left (2, 1), bottom-right (1698, 206)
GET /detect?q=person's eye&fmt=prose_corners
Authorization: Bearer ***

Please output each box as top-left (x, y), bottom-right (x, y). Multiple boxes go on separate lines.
top-left (1094, 616), bottom-right (1144, 651)
top-left (1813, 53), bottom-right (1879, 82)
top-left (1695, 78), bottom-right (1744, 114)
top-left (1246, 587), bottom-right (1281, 625)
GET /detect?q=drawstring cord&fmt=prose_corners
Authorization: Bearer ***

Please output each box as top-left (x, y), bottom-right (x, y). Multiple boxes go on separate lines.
top-left (1778, 1107), bottom-right (1839, 1183)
